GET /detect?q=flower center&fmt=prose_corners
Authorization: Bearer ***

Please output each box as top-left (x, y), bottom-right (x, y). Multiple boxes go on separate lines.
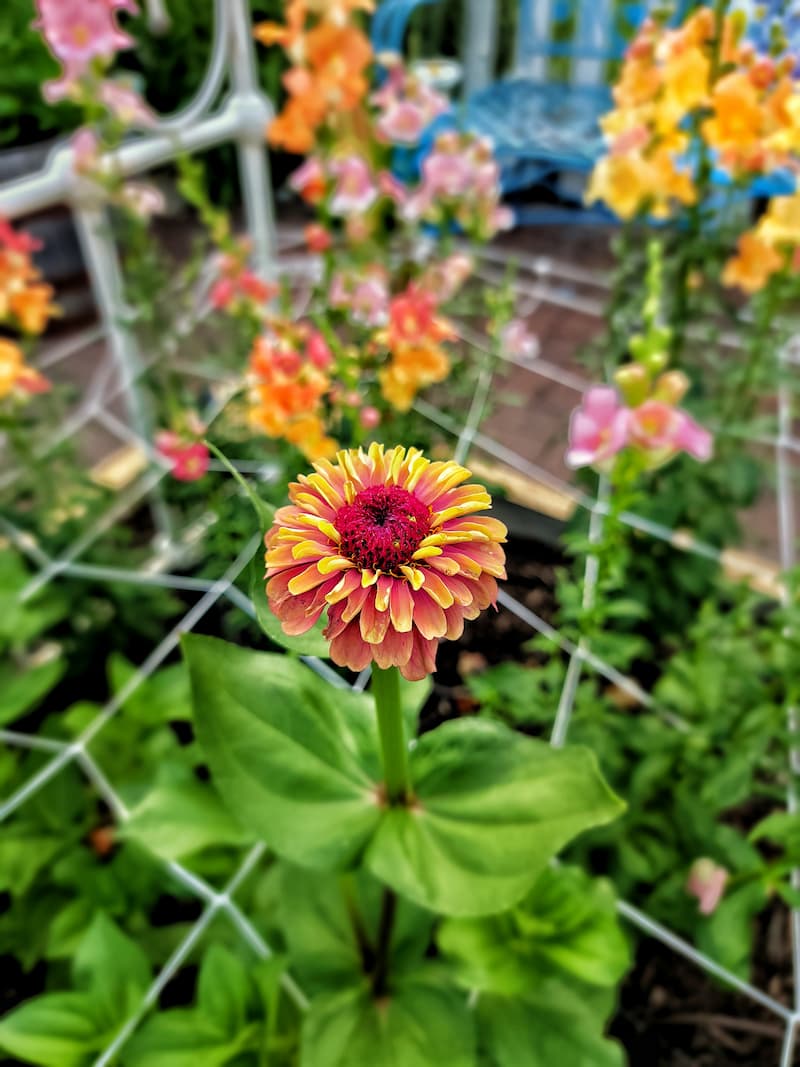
top-left (334, 485), bottom-right (432, 572)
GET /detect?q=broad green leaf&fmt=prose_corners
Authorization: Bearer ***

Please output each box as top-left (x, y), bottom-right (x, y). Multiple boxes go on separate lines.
top-left (368, 720), bottom-right (624, 916)
top-left (250, 559), bottom-right (331, 658)
top-left (197, 945), bottom-right (252, 1036)
top-left (279, 863), bottom-right (433, 993)
top-left (108, 655), bottom-right (192, 723)
top-left (72, 912), bottom-right (151, 1027)
top-left (0, 657), bottom-right (65, 726)
top-left (439, 866), bottom-right (630, 995)
top-left (301, 971), bottom-right (475, 1067)
top-left (0, 827), bottom-right (64, 895)
top-left (46, 898), bottom-right (94, 960)
top-left (185, 639), bottom-right (622, 912)
top-left (478, 991), bottom-right (624, 1067)
top-left (696, 881), bottom-right (767, 979)
top-left (183, 634), bottom-right (382, 870)
top-left (122, 1011), bottom-right (259, 1067)
top-left (0, 992), bottom-right (105, 1067)
top-left (119, 778), bottom-right (253, 861)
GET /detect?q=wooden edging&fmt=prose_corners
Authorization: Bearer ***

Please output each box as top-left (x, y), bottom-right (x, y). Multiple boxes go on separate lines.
top-left (468, 456), bottom-right (785, 602)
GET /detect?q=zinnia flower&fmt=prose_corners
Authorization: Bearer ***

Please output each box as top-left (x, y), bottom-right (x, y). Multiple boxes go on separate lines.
top-left (265, 444), bottom-right (507, 680)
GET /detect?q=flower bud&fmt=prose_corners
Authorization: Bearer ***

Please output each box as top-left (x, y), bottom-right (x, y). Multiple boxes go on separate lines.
top-left (653, 370), bottom-right (689, 405)
top-left (614, 362), bottom-right (650, 406)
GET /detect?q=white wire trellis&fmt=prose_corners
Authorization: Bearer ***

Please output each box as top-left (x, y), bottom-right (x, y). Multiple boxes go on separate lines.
top-left (0, 3), bottom-right (798, 1063)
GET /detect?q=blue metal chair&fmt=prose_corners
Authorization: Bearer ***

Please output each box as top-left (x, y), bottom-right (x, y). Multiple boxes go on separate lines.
top-left (372, 0), bottom-right (648, 222)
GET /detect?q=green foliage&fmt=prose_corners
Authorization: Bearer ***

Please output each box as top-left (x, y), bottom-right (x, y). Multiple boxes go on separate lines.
top-left (301, 972), bottom-right (475, 1067)
top-left (184, 634), bottom-right (623, 917)
top-left (123, 944), bottom-right (296, 1067)
top-left (0, 913), bottom-right (150, 1066)
top-left (440, 865), bottom-right (629, 1067)
top-left (278, 864), bottom-right (433, 994)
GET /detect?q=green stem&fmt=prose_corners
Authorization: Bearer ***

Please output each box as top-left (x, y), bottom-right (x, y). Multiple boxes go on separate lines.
top-left (371, 888), bottom-right (398, 997)
top-left (372, 665), bottom-right (410, 805)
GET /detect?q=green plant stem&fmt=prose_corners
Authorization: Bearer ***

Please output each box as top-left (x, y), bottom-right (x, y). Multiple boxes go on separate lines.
top-left (372, 665), bottom-right (410, 805)
top-left (371, 888), bottom-right (398, 997)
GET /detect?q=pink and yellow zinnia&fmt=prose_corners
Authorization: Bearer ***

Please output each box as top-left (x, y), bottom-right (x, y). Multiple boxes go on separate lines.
top-left (265, 444), bottom-right (507, 680)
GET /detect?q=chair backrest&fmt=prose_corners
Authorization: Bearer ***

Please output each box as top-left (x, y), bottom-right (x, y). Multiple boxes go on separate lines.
top-left (514, 0), bottom-right (646, 86)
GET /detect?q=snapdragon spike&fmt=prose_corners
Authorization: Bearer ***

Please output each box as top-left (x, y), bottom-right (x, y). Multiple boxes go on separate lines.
top-left (265, 444), bottom-right (507, 680)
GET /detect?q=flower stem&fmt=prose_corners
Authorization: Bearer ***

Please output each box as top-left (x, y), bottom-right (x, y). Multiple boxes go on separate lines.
top-left (372, 665), bottom-right (409, 805)
top-left (371, 888), bottom-right (397, 997)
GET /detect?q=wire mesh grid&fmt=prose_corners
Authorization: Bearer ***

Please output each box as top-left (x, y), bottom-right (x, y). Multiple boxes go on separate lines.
top-left (2, 233), bottom-right (799, 1063)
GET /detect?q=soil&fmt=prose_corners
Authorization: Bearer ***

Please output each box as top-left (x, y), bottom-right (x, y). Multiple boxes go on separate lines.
top-left (612, 902), bottom-right (794, 1066)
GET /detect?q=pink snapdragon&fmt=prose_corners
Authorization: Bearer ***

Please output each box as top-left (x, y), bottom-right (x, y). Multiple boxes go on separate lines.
top-left (378, 171), bottom-right (409, 209)
top-left (628, 399), bottom-right (713, 468)
top-left (121, 182), bottom-right (165, 219)
top-left (35, 0), bottom-right (139, 102)
top-left (210, 251), bottom-right (276, 312)
top-left (372, 56), bottom-right (449, 145)
top-left (99, 80), bottom-right (155, 127)
top-left (359, 405), bottom-right (381, 429)
top-left (418, 253), bottom-right (474, 301)
top-left (155, 432), bottom-right (209, 482)
top-left (566, 386), bottom-right (630, 471)
top-left (71, 128), bottom-right (102, 175)
top-left (329, 267), bottom-right (390, 327)
top-left (501, 319), bottom-right (539, 363)
top-left (686, 858), bottom-right (729, 916)
top-left (404, 131), bottom-right (510, 240)
top-left (566, 379), bottom-right (713, 473)
top-left (328, 156), bottom-right (378, 217)
top-left (304, 223), bottom-right (332, 253)
top-left (289, 157), bottom-right (327, 204)
top-left (306, 330), bottom-right (332, 370)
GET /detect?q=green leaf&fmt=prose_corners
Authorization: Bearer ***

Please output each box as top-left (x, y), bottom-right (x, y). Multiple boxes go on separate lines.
top-left (119, 778), bottom-right (254, 861)
top-left (0, 827), bottom-right (65, 895)
top-left (108, 656), bottom-right (192, 723)
top-left (250, 559), bottom-right (331, 658)
top-left (0, 992), bottom-right (104, 1067)
top-left (368, 720), bottom-right (624, 916)
top-left (72, 912), bottom-right (151, 1027)
top-left (185, 639), bottom-right (622, 914)
top-left (301, 971), bottom-right (475, 1067)
top-left (197, 945), bottom-right (252, 1036)
top-left (0, 657), bottom-right (65, 726)
top-left (439, 866), bottom-right (630, 996)
top-left (183, 634), bottom-right (381, 870)
top-left (123, 1012), bottom-right (259, 1067)
top-left (477, 990), bottom-right (624, 1067)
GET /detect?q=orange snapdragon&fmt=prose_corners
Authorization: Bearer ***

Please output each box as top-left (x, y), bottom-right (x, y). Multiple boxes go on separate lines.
top-left (378, 285), bottom-right (455, 411)
top-left (0, 339), bottom-right (50, 400)
top-left (255, 0), bottom-right (373, 154)
top-left (246, 323), bottom-right (337, 461)
top-left (0, 218), bottom-right (57, 336)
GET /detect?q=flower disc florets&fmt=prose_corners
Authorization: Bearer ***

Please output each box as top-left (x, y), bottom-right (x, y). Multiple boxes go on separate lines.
top-left (335, 485), bottom-right (432, 572)
top-left (265, 443), bottom-right (507, 680)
